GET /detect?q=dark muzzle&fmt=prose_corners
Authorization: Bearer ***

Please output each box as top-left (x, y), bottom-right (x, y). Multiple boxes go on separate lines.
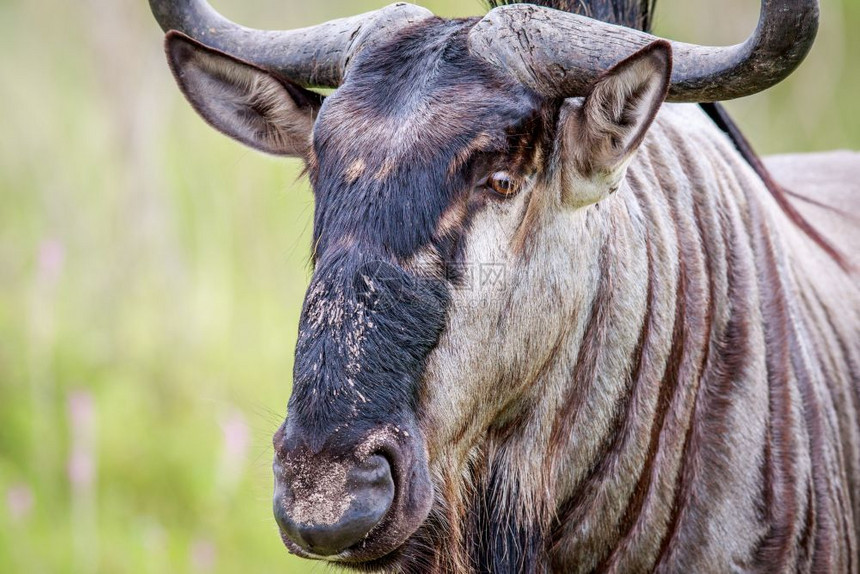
top-left (274, 453), bottom-right (394, 556)
top-left (273, 420), bottom-right (433, 562)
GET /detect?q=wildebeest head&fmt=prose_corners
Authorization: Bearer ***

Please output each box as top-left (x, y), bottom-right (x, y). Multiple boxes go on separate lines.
top-left (152, 0), bottom-right (820, 567)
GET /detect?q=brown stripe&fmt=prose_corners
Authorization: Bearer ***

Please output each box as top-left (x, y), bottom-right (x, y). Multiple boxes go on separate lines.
top-left (653, 139), bottom-right (721, 568)
top-left (549, 227), bottom-right (656, 553)
top-left (765, 216), bottom-right (837, 571)
top-left (745, 184), bottom-right (803, 569)
top-left (545, 240), bottom-right (613, 491)
top-left (597, 236), bottom-right (685, 571)
top-left (798, 286), bottom-right (857, 570)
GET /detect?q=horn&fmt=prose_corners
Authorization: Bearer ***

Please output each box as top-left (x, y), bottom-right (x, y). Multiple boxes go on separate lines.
top-left (468, 1), bottom-right (819, 102)
top-left (148, 0), bottom-right (433, 88)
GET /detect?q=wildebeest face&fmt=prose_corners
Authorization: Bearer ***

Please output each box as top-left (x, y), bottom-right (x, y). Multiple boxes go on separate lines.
top-left (165, 16), bottom-right (670, 567)
top-left (273, 19), bottom-right (555, 564)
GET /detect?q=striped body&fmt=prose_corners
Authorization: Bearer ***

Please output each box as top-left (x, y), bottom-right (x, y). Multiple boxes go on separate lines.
top-left (415, 104), bottom-right (860, 572)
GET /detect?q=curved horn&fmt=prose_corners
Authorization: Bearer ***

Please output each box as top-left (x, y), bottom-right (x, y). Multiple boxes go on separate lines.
top-left (149, 0), bottom-right (433, 88)
top-left (469, 1), bottom-right (819, 102)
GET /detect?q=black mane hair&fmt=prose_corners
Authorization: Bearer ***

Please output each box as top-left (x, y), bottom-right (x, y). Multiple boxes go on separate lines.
top-left (485, 0), bottom-right (657, 32)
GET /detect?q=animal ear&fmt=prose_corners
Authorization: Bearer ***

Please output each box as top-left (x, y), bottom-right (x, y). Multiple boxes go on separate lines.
top-left (164, 31), bottom-right (322, 158)
top-left (559, 40), bottom-right (672, 207)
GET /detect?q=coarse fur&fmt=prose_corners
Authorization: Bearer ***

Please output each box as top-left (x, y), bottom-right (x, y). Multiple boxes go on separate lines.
top-left (161, 1), bottom-right (860, 573)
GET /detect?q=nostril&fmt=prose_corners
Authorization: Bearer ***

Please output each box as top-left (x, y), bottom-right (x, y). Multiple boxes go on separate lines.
top-left (351, 454), bottom-right (394, 495)
top-left (275, 455), bottom-right (395, 557)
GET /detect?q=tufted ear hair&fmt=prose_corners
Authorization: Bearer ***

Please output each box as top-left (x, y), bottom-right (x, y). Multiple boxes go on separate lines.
top-left (165, 31), bottom-right (323, 158)
top-left (558, 40), bottom-right (672, 207)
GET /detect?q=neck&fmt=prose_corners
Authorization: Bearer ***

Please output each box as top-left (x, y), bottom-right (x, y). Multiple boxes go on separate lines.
top-left (539, 104), bottom-right (857, 573)
top-left (543, 104), bottom-right (773, 572)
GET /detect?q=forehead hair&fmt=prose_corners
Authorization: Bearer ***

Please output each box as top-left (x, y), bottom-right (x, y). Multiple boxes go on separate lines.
top-left (308, 17), bottom-right (545, 261)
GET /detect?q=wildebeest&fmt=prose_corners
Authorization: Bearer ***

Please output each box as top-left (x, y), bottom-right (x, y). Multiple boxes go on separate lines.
top-left (150, 0), bottom-right (860, 571)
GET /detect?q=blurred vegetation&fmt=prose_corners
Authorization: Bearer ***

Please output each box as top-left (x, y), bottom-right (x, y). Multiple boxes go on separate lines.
top-left (0, 0), bottom-right (856, 572)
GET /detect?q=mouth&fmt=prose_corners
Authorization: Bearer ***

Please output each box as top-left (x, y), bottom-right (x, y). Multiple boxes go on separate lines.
top-left (278, 527), bottom-right (411, 571)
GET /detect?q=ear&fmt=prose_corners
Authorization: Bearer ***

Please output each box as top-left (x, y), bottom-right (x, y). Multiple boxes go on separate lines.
top-left (559, 40), bottom-right (672, 207)
top-left (164, 31), bottom-right (323, 158)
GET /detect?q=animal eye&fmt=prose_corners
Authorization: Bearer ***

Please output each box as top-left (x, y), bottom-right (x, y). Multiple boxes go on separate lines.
top-left (486, 171), bottom-right (522, 198)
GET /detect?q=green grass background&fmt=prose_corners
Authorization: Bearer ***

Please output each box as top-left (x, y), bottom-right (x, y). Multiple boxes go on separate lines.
top-left (0, 0), bottom-right (857, 572)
